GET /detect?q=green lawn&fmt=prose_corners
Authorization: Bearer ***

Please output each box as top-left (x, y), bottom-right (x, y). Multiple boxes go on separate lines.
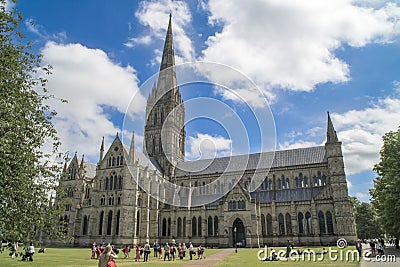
top-left (216, 247), bottom-right (361, 267)
top-left (0, 246), bottom-right (361, 267)
top-left (0, 247), bottom-right (223, 267)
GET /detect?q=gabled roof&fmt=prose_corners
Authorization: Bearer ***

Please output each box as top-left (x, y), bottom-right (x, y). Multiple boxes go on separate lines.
top-left (175, 146), bottom-right (327, 177)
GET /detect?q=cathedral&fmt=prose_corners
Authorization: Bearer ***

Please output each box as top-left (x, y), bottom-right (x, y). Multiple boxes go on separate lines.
top-left (52, 16), bottom-right (357, 248)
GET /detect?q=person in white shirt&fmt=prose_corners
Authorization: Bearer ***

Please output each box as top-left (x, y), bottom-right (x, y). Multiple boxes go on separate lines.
top-left (27, 242), bottom-right (35, 262)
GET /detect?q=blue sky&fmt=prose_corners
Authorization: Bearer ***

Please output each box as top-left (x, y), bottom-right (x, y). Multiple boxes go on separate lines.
top-left (9, 0), bottom-right (400, 202)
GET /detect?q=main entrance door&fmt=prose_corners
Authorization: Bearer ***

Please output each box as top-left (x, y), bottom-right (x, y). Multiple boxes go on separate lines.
top-left (232, 218), bottom-right (245, 247)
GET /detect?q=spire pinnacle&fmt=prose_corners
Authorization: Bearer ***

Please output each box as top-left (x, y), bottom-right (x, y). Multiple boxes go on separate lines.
top-left (99, 136), bottom-right (105, 163)
top-left (327, 112), bottom-right (339, 143)
top-left (80, 154), bottom-right (85, 168)
top-left (160, 13), bottom-right (175, 72)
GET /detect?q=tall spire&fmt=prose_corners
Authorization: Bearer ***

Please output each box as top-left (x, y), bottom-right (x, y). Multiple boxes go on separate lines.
top-left (99, 136), bottom-right (104, 162)
top-left (129, 131), bottom-right (135, 165)
top-left (160, 13), bottom-right (175, 72)
top-left (156, 13), bottom-right (177, 96)
top-left (327, 112), bottom-right (339, 143)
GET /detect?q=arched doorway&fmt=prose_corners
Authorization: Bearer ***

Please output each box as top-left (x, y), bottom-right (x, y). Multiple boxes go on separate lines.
top-left (232, 218), bottom-right (245, 247)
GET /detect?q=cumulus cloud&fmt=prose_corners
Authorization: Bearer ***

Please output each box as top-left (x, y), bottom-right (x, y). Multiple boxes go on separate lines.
top-left (128, 0), bottom-right (195, 64)
top-left (333, 97), bottom-right (400, 174)
top-left (186, 133), bottom-right (232, 160)
top-left (279, 95), bottom-right (400, 175)
top-left (41, 42), bottom-right (146, 160)
top-left (201, 0), bottom-right (400, 104)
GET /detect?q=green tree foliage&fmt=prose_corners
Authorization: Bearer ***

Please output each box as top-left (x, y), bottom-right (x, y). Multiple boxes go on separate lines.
top-left (0, 0), bottom-right (67, 243)
top-left (371, 127), bottom-right (400, 237)
top-left (353, 201), bottom-right (383, 239)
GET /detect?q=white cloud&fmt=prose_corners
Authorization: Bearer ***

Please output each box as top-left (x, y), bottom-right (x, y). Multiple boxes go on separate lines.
top-left (279, 95), bottom-right (400, 175)
top-left (333, 97), bottom-right (400, 174)
top-left (356, 192), bottom-right (370, 202)
top-left (41, 42), bottom-right (146, 161)
top-left (124, 35), bottom-right (152, 47)
top-left (279, 140), bottom-right (320, 150)
top-left (2, 0), bottom-right (15, 11)
top-left (186, 133), bottom-right (232, 160)
top-left (201, 0), bottom-right (400, 104)
top-left (132, 0), bottom-right (195, 64)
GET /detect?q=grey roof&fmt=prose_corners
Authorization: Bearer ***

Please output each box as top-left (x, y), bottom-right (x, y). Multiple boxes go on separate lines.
top-left (175, 146), bottom-right (327, 177)
top-left (251, 187), bottom-right (324, 203)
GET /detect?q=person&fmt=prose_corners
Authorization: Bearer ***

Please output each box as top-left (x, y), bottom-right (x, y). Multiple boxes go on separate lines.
top-left (158, 245), bottom-right (163, 259)
top-left (370, 240), bottom-right (376, 256)
top-left (189, 242), bottom-right (194, 260)
top-left (356, 240), bottom-right (362, 257)
top-left (182, 243), bottom-right (187, 258)
top-left (143, 242), bottom-right (150, 262)
top-left (376, 242), bottom-right (384, 256)
top-left (170, 243), bottom-right (176, 261)
top-left (123, 245), bottom-right (130, 258)
top-left (395, 237), bottom-right (399, 249)
top-left (11, 242), bottom-right (18, 258)
top-left (153, 242), bottom-right (159, 257)
top-left (164, 243), bottom-right (170, 261)
top-left (178, 243), bottom-right (183, 260)
top-left (197, 245), bottom-right (205, 260)
top-left (112, 245), bottom-right (119, 255)
top-left (96, 245), bottom-right (102, 259)
top-left (92, 243), bottom-right (97, 259)
top-left (286, 240), bottom-right (291, 258)
top-left (270, 248), bottom-right (277, 261)
top-left (27, 242), bottom-right (35, 262)
top-left (98, 244), bottom-right (118, 267)
top-left (135, 245), bottom-right (141, 261)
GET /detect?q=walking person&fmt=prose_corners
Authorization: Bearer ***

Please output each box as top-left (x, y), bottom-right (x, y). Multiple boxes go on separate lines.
top-left (143, 242), bottom-right (150, 262)
top-left (182, 243), bottom-right (187, 258)
top-left (135, 245), bottom-right (141, 261)
top-left (91, 243), bottom-right (97, 259)
top-left (189, 242), bottom-right (194, 260)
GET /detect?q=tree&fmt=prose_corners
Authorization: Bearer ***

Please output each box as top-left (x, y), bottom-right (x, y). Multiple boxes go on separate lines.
top-left (371, 127), bottom-right (400, 237)
top-left (354, 201), bottom-right (383, 239)
top-left (0, 0), bottom-right (67, 243)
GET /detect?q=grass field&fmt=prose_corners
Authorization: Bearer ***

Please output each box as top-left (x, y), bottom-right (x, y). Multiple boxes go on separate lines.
top-left (0, 247), bottom-right (222, 267)
top-left (217, 247), bottom-right (360, 267)
top-left (0, 246), bottom-right (361, 267)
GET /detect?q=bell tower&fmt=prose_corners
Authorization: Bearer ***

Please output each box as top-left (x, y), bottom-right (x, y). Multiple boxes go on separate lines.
top-left (144, 14), bottom-right (185, 176)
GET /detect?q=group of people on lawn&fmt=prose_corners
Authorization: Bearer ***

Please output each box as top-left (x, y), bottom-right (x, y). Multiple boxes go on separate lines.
top-left (93, 239), bottom-right (205, 266)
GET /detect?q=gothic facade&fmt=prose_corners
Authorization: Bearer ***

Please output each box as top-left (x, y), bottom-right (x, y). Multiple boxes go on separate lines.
top-left (51, 16), bottom-right (357, 248)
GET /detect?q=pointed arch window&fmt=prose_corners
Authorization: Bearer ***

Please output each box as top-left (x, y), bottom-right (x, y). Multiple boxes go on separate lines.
top-left (136, 211), bottom-right (140, 236)
top-left (183, 217), bottom-right (186, 237)
top-left (115, 210), bottom-right (120, 235)
top-left (192, 217), bottom-right (197, 236)
top-left (82, 215), bottom-right (89, 235)
top-left (105, 178), bottom-right (109, 190)
top-left (278, 213), bottom-right (285, 235)
top-left (208, 216), bottom-right (213, 236)
top-left (214, 216), bottom-right (218, 236)
top-left (266, 214), bottom-right (272, 235)
top-left (118, 176), bottom-right (123, 190)
top-left (177, 217), bottom-right (182, 237)
top-left (285, 213), bottom-right (292, 234)
top-left (162, 218), bottom-right (167, 237)
top-left (167, 217), bottom-right (171, 236)
top-left (326, 211), bottom-right (334, 234)
top-left (198, 216), bottom-right (202, 236)
top-left (99, 211), bottom-right (104, 235)
top-left (298, 212), bottom-right (304, 234)
top-left (295, 177), bottom-right (299, 188)
top-left (318, 211), bottom-right (326, 234)
top-left (261, 214), bottom-right (266, 236)
top-left (278, 179), bottom-right (282, 189)
top-left (107, 210), bottom-right (113, 235)
top-left (305, 212), bottom-right (312, 234)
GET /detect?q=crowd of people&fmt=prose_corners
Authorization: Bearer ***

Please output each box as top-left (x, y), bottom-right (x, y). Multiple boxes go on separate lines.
top-left (91, 239), bottom-right (206, 265)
